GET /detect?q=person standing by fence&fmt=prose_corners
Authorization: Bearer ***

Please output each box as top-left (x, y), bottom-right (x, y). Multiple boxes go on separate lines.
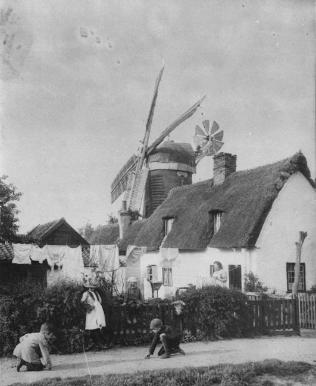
top-left (123, 277), bottom-right (143, 324)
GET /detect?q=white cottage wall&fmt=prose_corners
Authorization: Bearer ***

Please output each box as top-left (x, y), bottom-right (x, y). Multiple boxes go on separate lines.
top-left (255, 172), bottom-right (316, 293)
top-left (139, 248), bottom-right (249, 299)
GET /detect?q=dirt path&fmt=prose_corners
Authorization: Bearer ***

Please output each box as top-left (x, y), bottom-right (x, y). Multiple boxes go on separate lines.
top-left (1, 334), bottom-right (316, 386)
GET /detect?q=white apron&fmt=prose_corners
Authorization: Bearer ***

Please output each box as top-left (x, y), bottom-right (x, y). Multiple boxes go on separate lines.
top-left (81, 290), bottom-right (106, 330)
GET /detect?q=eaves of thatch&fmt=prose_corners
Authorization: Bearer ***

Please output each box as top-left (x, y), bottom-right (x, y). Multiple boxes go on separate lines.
top-left (130, 152), bottom-right (312, 251)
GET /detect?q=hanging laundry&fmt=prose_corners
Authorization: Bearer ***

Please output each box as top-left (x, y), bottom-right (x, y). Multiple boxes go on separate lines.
top-left (29, 245), bottom-right (49, 264)
top-left (12, 244), bottom-right (32, 264)
top-left (89, 245), bottom-right (119, 272)
top-left (0, 243), bottom-right (14, 261)
top-left (45, 245), bottom-right (67, 268)
top-left (159, 248), bottom-right (179, 267)
top-left (62, 246), bottom-right (84, 280)
top-left (126, 245), bottom-right (146, 264)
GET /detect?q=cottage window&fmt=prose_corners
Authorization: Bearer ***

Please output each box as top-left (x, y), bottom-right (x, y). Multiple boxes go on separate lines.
top-left (228, 265), bottom-right (242, 290)
top-left (210, 264), bottom-right (215, 277)
top-left (286, 263), bottom-right (306, 292)
top-left (163, 218), bottom-right (174, 237)
top-left (147, 265), bottom-right (158, 282)
top-left (162, 267), bottom-right (173, 286)
top-left (209, 210), bottom-right (223, 237)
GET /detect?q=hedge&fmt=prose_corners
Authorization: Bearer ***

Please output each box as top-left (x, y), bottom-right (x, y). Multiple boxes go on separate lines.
top-left (0, 281), bottom-right (251, 357)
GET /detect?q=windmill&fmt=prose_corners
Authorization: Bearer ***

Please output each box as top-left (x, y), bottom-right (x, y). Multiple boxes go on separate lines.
top-left (193, 120), bottom-right (224, 163)
top-left (111, 67), bottom-right (206, 217)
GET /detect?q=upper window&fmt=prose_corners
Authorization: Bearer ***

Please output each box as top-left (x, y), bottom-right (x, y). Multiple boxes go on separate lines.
top-left (286, 263), bottom-right (306, 292)
top-left (163, 217), bottom-right (174, 237)
top-left (209, 210), bottom-right (223, 236)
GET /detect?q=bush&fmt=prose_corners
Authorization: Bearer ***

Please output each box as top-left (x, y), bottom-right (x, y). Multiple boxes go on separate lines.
top-left (179, 285), bottom-right (251, 339)
top-left (244, 272), bottom-right (268, 293)
top-left (0, 282), bottom-right (252, 357)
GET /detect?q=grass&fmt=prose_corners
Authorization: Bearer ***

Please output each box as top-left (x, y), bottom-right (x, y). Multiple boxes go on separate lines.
top-left (10, 359), bottom-right (314, 386)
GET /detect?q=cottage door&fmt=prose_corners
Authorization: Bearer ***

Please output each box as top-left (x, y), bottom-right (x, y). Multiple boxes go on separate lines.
top-left (228, 265), bottom-right (242, 290)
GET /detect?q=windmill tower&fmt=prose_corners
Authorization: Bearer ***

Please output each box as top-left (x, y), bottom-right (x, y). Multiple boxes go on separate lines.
top-left (111, 67), bottom-right (205, 223)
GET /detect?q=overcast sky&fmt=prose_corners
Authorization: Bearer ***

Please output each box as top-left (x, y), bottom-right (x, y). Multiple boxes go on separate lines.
top-left (0, 0), bottom-right (315, 233)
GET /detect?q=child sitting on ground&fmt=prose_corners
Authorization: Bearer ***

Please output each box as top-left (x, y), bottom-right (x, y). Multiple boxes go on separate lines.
top-left (145, 318), bottom-right (185, 359)
top-left (13, 323), bottom-right (53, 372)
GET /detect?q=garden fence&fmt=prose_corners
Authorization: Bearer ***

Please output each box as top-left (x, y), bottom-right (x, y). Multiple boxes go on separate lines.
top-left (298, 293), bottom-right (316, 329)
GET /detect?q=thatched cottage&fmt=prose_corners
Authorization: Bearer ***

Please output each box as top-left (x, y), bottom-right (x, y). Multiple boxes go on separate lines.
top-left (117, 152), bottom-right (316, 298)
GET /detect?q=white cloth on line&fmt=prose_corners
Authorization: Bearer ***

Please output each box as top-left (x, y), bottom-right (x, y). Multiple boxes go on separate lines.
top-left (12, 244), bottom-right (32, 264)
top-left (30, 245), bottom-right (49, 264)
top-left (89, 245), bottom-right (120, 272)
top-left (45, 245), bottom-right (67, 268)
top-left (62, 246), bottom-right (84, 280)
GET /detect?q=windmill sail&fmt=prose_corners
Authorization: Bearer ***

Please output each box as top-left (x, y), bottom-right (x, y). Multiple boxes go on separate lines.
top-left (128, 168), bottom-right (149, 212)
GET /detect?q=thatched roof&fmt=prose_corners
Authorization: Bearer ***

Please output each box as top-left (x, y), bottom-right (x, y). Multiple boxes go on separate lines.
top-left (27, 218), bottom-right (89, 245)
top-left (118, 220), bottom-right (147, 252)
top-left (128, 152), bottom-right (312, 250)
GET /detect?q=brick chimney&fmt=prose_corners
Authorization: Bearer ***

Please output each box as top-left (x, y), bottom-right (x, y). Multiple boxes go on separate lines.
top-left (213, 152), bottom-right (237, 185)
top-left (118, 200), bottom-right (131, 239)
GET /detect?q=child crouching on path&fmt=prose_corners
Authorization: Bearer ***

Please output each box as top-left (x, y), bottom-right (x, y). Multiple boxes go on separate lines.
top-left (145, 318), bottom-right (185, 359)
top-left (13, 323), bottom-right (53, 372)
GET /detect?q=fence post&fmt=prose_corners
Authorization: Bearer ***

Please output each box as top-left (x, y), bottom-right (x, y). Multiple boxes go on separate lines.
top-left (293, 296), bottom-right (300, 335)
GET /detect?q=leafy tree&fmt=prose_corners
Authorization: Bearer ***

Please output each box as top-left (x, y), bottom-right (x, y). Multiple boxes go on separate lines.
top-left (0, 175), bottom-right (22, 241)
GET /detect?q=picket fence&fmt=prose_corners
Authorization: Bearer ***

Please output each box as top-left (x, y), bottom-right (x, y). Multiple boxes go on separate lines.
top-left (297, 293), bottom-right (316, 329)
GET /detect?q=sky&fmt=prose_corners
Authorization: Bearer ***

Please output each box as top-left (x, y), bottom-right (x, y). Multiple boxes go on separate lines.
top-left (0, 0), bottom-right (315, 233)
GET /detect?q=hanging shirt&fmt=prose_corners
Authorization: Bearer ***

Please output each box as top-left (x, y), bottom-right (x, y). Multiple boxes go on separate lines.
top-left (29, 245), bottom-right (49, 264)
top-left (89, 245), bottom-right (119, 272)
top-left (62, 246), bottom-right (84, 280)
top-left (12, 244), bottom-right (32, 264)
top-left (45, 245), bottom-right (67, 268)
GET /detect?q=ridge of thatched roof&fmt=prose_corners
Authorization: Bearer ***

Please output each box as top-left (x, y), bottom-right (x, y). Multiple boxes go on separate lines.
top-left (27, 218), bottom-right (88, 245)
top-left (130, 152), bottom-right (312, 250)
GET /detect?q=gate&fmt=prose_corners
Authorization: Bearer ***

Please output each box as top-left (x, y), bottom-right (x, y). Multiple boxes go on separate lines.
top-left (298, 293), bottom-right (316, 329)
top-left (247, 298), bottom-right (299, 333)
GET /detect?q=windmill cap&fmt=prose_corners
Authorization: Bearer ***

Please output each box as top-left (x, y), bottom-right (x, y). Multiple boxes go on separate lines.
top-left (150, 318), bottom-right (162, 330)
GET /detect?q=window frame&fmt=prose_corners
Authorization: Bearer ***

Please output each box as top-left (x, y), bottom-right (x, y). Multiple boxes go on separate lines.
top-left (208, 210), bottom-right (223, 237)
top-left (163, 217), bottom-right (175, 237)
top-left (286, 262), bottom-right (306, 293)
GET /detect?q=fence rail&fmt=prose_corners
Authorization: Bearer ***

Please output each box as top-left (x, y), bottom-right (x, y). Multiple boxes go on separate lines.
top-left (298, 293), bottom-right (316, 329)
top-left (247, 299), bottom-right (299, 333)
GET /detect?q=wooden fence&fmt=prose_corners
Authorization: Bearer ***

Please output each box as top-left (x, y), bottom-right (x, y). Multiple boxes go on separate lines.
top-left (298, 293), bottom-right (316, 329)
top-left (247, 299), bottom-right (299, 334)
top-left (107, 298), bottom-right (299, 345)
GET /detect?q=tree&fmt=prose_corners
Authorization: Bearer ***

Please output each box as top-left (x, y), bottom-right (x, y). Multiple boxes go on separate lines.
top-left (78, 222), bottom-right (94, 241)
top-left (0, 175), bottom-right (22, 241)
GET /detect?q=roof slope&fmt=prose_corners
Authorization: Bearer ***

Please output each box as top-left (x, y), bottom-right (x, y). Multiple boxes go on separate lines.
top-left (132, 152), bottom-right (312, 250)
top-left (27, 218), bottom-right (88, 245)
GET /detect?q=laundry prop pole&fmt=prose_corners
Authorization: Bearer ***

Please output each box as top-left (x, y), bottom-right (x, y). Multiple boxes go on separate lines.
top-left (292, 231), bottom-right (307, 296)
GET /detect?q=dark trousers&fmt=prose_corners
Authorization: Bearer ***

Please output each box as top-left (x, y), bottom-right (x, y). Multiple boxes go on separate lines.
top-left (158, 335), bottom-right (181, 356)
top-left (17, 359), bottom-right (44, 372)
